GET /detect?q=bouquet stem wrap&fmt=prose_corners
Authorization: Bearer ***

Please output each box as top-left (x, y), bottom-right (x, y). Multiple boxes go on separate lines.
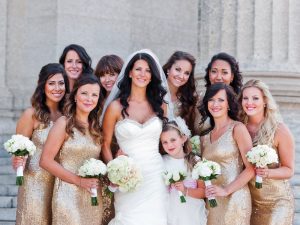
top-left (204, 180), bottom-right (217, 208)
top-left (255, 175), bottom-right (263, 189)
top-left (90, 188), bottom-right (98, 206)
top-left (16, 166), bottom-right (24, 186)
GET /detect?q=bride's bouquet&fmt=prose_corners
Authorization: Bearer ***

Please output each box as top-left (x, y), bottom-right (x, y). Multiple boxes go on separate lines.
top-left (192, 158), bottom-right (221, 208)
top-left (246, 145), bottom-right (278, 189)
top-left (190, 135), bottom-right (201, 155)
top-left (163, 171), bottom-right (187, 203)
top-left (3, 134), bottom-right (36, 185)
top-left (78, 158), bottom-right (107, 206)
top-left (107, 155), bottom-right (143, 193)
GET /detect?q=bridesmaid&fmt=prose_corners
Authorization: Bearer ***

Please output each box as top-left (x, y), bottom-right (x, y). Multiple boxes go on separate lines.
top-left (12, 63), bottom-right (69, 225)
top-left (240, 79), bottom-right (295, 225)
top-left (59, 44), bottom-right (93, 91)
top-left (40, 75), bottom-right (103, 225)
top-left (163, 51), bottom-right (200, 135)
top-left (199, 83), bottom-right (254, 225)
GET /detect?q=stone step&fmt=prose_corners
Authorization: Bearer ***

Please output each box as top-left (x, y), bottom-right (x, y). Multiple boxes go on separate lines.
top-left (0, 158), bottom-right (11, 166)
top-left (296, 198), bottom-right (300, 213)
top-left (0, 208), bottom-right (16, 222)
top-left (0, 185), bottom-right (18, 196)
top-left (293, 186), bottom-right (300, 199)
top-left (0, 165), bottom-right (14, 175)
top-left (0, 175), bottom-right (17, 185)
top-left (0, 151), bottom-right (10, 158)
top-left (291, 174), bottom-right (300, 186)
top-left (294, 212), bottom-right (300, 225)
top-left (0, 196), bottom-right (17, 208)
top-left (0, 222), bottom-right (15, 225)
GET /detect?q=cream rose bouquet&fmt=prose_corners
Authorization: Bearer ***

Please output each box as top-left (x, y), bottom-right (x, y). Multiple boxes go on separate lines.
top-left (3, 134), bottom-right (36, 185)
top-left (107, 155), bottom-right (143, 193)
top-left (163, 171), bottom-right (187, 203)
top-left (78, 158), bottom-right (107, 206)
top-left (190, 135), bottom-right (201, 155)
top-left (192, 158), bottom-right (221, 207)
top-left (246, 144), bottom-right (278, 189)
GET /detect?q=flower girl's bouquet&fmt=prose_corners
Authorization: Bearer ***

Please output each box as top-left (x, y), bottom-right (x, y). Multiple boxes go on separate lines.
top-left (246, 144), bottom-right (278, 189)
top-left (190, 135), bottom-right (201, 155)
top-left (192, 158), bottom-right (221, 207)
top-left (107, 155), bottom-right (143, 193)
top-left (78, 158), bottom-right (107, 206)
top-left (163, 171), bottom-right (187, 203)
top-left (3, 134), bottom-right (36, 185)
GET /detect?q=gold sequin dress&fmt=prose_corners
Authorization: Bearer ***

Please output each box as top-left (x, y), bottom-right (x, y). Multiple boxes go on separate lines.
top-left (16, 123), bottom-right (54, 225)
top-left (201, 121), bottom-right (251, 225)
top-left (249, 145), bottom-right (294, 225)
top-left (52, 129), bottom-right (103, 225)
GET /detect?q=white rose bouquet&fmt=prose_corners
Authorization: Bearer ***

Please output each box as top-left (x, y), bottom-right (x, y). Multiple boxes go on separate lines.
top-left (192, 158), bottom-right (221, 207)
top-left (246, 144), bottom-right (278, 189)
top-left (163, 171), bottom-right (187, 203)
top-left (3, 134), bottom-right (36, 185)
top-left (78, 158), bottom-right (107, 206)
top-left (190, 135), bottom-right (201, 155)
top-left (107, 155), bottom-right (143, 193)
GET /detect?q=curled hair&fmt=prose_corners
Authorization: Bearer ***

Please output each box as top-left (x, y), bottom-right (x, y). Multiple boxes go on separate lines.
top-left (59, 44), bottom-right (93, 74)
top-left (239, 79), bottom-right (282, 146)
top-left (199, 83), bottom-right (240, 135)
top-left (204, 52), bottom-right (243, 94)
top-left (163, 51), bottom-right (198, 134)
top-left (94, 54), bottom-right (124, 99)
top-left (160, 121), bottom-right (198, 171)
top-left (31, 63), bottom-right (69, 125)
top-left (118, 52), bottom-right (167, 121)
top-left (64, 75), bottom-right (102, 144)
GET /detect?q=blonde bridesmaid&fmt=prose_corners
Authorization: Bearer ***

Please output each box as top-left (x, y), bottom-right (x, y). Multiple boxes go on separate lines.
top-left (240, 79), bottom-right (295, 225)
top-left (199, 83), bottom-right (254, 225)
top-left (40, 75), bottom-right (103, 225)
top-left (12, 63), bottom-right (68, 225)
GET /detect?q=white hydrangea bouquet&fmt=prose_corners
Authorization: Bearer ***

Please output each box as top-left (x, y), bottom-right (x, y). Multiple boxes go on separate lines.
top-left (246, 144), bottom-right (278, 189)
top-left (107, 155), bottom-right (143, 193)
top-left (190, 135), bottom-right (201, 155)
top-left (78, 158), bottom-right (107, 206)
top-left (192, 158), bottom-right (221, 207)
top-left (163, 171), bottom-right (187, 203)
top-left (3, 134), bottom-right (36, 185)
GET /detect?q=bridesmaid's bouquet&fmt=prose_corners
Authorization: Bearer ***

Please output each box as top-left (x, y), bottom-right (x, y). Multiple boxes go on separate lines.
top-left (192, 158), bottom-right (221, 208)
top-left (163, 171), bottom-right (187, 203)
top-left (78, 158), bottom-right (107, 206)
top-left (107, 155), bottom-right (143, 193)
top-left (246, 145), bottom-right (278, 189)
top-left (190, 135), bottom-right (201, 155)
top-left (3, 134), bottom-right (36, 185)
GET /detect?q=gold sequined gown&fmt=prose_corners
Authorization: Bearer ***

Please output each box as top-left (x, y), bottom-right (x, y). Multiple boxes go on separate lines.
top-left (52, 129), bottom-right (103, 225)
top-left (16, 123), bottom-right (54, 225)
top-left (201, 121), bottom-right (251, 225)
top-left (249, 144), bottom-right (294, 225)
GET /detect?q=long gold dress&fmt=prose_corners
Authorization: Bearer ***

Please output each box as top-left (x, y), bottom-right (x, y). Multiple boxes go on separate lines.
top-left (52, 129), bottom-right (103, 225)
top-left (16, 123), bottom-right (54, 225)
top-left (249, 144), bottom-right (294, 225)
top-left (201, 121), bottom-right (251, 225)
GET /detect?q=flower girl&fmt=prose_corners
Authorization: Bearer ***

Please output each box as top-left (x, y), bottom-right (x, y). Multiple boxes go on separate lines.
top-left (160, 119), bottom-right (207, 225)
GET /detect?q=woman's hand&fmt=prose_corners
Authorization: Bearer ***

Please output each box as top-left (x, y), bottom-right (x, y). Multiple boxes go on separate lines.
top-left (205, 184), bottom-right (229, 198)
top-left (115, 149), bottom-right (127, 157)
top-left (77, 177), bottom-right (100, 193)
top-left (11, 155), bottom-right (27, 171)
top-left (255, 167), bottom-right (270, 178)
top-left (172, 181), bottom-right (185, 193)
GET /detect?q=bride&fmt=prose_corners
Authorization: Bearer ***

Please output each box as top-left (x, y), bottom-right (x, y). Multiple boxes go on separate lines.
top-left (101, 49), bottom-right (172, 225)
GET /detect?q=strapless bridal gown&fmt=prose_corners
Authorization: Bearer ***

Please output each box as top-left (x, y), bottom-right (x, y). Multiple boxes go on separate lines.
top-left (109, 117), bottom-right (168, 225)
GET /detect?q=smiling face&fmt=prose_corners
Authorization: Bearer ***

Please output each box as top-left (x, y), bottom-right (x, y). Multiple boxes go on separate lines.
top-left (100, 72), bottom-right (118, 93)
top-left (160, 129), bottom-right (186, 159)
top-left (209, 59), bottom-right (233, 85)
top-left (75, 83), bottom-right (100, 114)
top-left (242, 87), bottom-right (265, 118)
top-left (129, 59), bottom-right (152, 88)
top-left (167, 59), bottom-right (192, 88)
top-left (45, 73), bottom-right (66, 103)
top-left (64, 50), bottom-right (83, 80)
top-left (207, 89), bottom-right (229, 119)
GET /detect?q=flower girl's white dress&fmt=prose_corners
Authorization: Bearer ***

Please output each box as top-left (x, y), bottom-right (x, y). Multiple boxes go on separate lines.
top-left (163, 154), bottom-right (207, 225)
top-left (109, 117), bottom-right (168, 225)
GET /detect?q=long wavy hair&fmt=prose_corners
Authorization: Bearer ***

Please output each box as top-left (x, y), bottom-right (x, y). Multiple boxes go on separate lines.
top-left (199, 83), bottom-right (240, 135)
top-left (204, 52), bottom-right (243, 95)
top-left (239, 79), bottom-right (282, 146)
top-left (59, 44), bottom-right (93, 74)
top-left (118, 52), bottom-right (167, 121)
top-left (163, 51), bottom-right (198, 134)
top-left (64, 75), bottom-right (102, 144)
top-left (160, 121), bottom-right (197, 171)
top-left (31, 63), bottom-right (69, 126)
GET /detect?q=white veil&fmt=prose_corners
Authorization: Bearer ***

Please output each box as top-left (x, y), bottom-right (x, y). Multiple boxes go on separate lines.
top-left (99, 49), bottom-right (175, 125)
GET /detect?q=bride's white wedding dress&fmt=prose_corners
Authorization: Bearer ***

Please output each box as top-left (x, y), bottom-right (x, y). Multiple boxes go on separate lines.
top-left (109, 116), bottom-right (168, 225)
